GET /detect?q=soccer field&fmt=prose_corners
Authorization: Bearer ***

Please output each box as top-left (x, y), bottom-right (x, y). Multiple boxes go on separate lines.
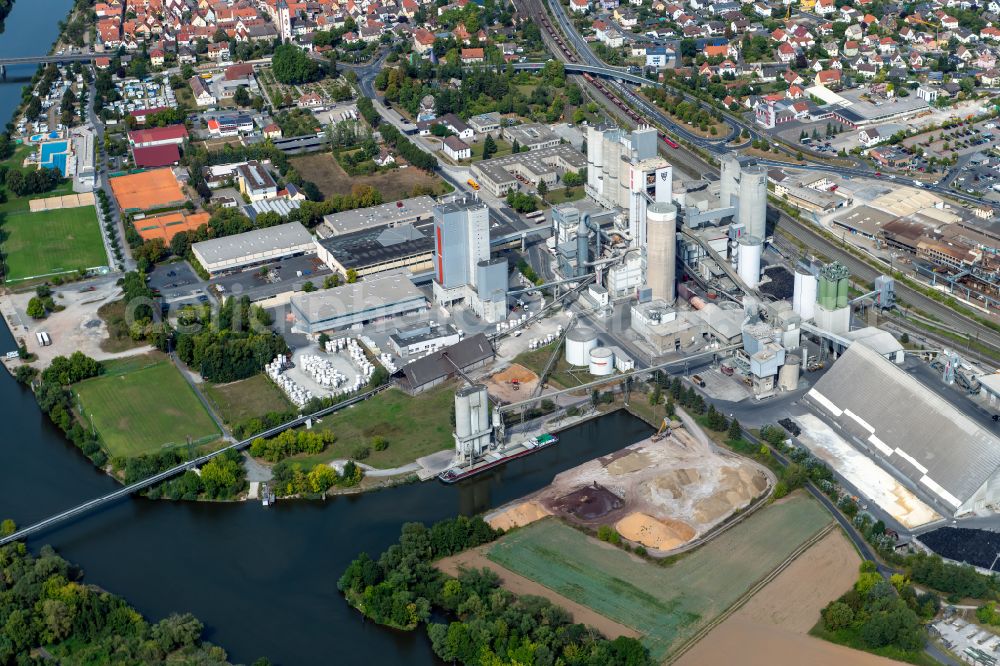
top-left (75, 361), bottom-right (220, 458)
top-left (0, 205), bottom-right (106, 281)
top-left (487, 494), bottom-right (832, 661)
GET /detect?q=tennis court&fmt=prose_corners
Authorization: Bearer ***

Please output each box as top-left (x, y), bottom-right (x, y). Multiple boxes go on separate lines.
top-left (109, 168), bottom-right (186, 211)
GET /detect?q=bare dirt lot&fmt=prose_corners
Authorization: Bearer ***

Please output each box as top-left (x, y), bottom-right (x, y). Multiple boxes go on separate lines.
top-left (483, 363), bottom-right (539, 403)
top-left (519, 424), bottom-right (773, 555)
top-left (436, 546), bottom-right (642, 641)
top-left (676, 529), bottom-right (907, 666)
top-left (289, 153), bottom-right (451, 201)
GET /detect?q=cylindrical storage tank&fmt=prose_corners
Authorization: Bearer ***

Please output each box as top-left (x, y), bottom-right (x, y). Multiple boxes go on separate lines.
top-left (470, 385), bottom-right (490, 436)
top-left (793, 269), bottom-right (817, 320)
top-left (737, 237), bottom-right (762, 289)
top-left (587, 126), bottom-right (602, 192)
top-left (738, 164), bottom-right (768, 240)
top-left (454, 386), bottom-right (475, 439)
top-left (818, 276), bottom-right (834, 310)
top-left (646, 202), bottom-right (677, 303)
top-left (565, 326), bottom-right (598, 366)
top-left (779, 357), bottom-right (800, 391)
top-left (720, 153), bottom-right (740, 208)
top-left (589, 347), bottom-right (615, 376)
top-left (836, 276), bottom-right (849, 309)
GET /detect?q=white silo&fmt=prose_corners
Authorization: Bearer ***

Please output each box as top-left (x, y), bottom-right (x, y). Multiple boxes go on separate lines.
top-left (737, 236), bottom-right (762, 289)
top-left (738, 164), bottom-right (768, 240)
top-left (646, 201), bottom-right (677, 303)
top-left (792, 269), bottom-right (818, 321)
top-left (453, 384), bottom-right (492, 460)
top-left (589, 347), bottom-right (615, 376)
top-left (565, 327), bottom-right (598, 366)
top-left (602, 134), bottom-right (621, 206)
top-left (720, 153), bottom-right (740, 208)
top-left (587, 126), bottom-right (603, 194)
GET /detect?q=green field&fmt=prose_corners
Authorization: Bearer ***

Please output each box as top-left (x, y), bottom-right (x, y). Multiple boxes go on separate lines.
top-left (1, 206), bottom-right (106, 281)
top-left (75, 360), bottom-right (221, 458)
top-left (487, 494), bottom-right (832, 660)
top-left (286, 382), bottom-right (457, 470)
top-left (203, 374), bottom-right (294, 425)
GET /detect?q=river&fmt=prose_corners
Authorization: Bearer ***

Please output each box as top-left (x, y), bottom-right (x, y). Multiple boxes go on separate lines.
top-left (0, 5), bottom-right (657, 663)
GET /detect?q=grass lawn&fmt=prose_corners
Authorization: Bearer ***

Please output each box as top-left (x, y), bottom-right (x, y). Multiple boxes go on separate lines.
top-left (203, 374), bottom-right (294, 426)
top-left (468, 137), bottom-right (514, 161)
top-left (290, 152), bottom-right (453, 200)
top-left (542, 187), bottom-right (586, 206)
top-left (487, 493), bottom-right (832, 661)
top-left (285, 382), bottom-right (458, 470)
top-left (75, 360), bottom-right (220, 458)
top-left (1, 205), bottom-right (106, 281)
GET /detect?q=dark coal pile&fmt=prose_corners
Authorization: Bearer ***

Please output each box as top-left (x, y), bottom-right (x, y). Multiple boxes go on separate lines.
top-left (920, 527), bottom-right (1000, 569)
top-left (759, 266), bottom-right (794, 300)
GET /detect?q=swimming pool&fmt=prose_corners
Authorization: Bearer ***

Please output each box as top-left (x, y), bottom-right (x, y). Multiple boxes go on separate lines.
top-left (38, 140), bottom-right (70, 176)
top-left (29, 131), bottom-right (61, 143)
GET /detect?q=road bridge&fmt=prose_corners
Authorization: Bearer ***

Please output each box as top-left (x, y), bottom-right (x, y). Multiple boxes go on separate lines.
top-left (0, 384), bottom-right (391, 547)
top-left (0, 53), bottom-right (101, 67)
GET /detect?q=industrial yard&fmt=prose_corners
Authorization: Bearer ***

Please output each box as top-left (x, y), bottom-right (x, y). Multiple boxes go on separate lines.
top-left (486, 418), bottom-right (772, 554)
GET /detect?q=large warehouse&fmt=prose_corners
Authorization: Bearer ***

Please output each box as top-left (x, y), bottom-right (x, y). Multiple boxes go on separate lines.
top-left (315, 223), bottom-right (434, 278)
top-left (191, 222), bottom-right (315, 275)
top-left (805, 343), bottom-right (1000, 517)
top-left (289, 273), bottom-right (428, 333)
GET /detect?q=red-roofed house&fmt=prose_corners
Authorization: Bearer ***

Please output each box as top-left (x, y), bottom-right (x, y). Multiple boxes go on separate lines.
top-left (225, 63), bottom-right (255, 81)
top-left (460, 48), bottom-right (484, 63)
top-left (128, 124), bottom-right (189, 148)
top-left (133, 144), bottom-right (181, 168)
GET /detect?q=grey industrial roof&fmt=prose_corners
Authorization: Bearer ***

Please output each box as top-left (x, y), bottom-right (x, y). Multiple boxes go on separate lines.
top-left (289, 273), bottom-right (425, 324)
top-left (807, 342), bottom-right (1000, 512)
top-left (243, 197), bottom-right (302, 221)
top-left (472, 143), bottom-right (586, 188)
top-left (395, 333), bottom-right (495, 391)
top-left (192, 222), bottom-right (314, 265)
top-left (322, 195), bottom-right (437, 236)
top-left (317, 222), bottom-right (433, 271)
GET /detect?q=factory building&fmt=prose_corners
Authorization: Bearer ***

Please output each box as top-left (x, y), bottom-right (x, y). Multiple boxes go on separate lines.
top-left (806, 342), bottom-right (1000, 517)
top-left (471, 144), bottom-right (587, 198)
top-left (388, 321), bottom-right (462, 358)
top-left (395, 333), bottom-right (495, 394)
top-left (289, 273), bottom-right (428, 334)
top-left (315, 223), bottom-right (434, 279)
top-left (191, 222), bottom-right (315, 276)
top-left (432, 198), bottom-right (508, 323)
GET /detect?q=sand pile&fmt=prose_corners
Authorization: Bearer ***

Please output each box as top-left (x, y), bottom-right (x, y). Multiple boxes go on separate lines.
top-left (615, 512), bottom-right (695, 551)
top-left (488, 501), bottom-right (551, 530)
top-left (607, 450), bottom-right (654, 476)
top-left (693, 468), bottom-right (768, 523)
top-left (492, 364), bottom-right (538, 384)
top-left (648, 468), bottom-right (702, 499)
top-left (485, 364), bottom-right (540, 402)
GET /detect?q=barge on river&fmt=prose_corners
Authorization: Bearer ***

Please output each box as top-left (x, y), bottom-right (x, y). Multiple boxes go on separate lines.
top-left (438, 434), bottom-right (558, 484)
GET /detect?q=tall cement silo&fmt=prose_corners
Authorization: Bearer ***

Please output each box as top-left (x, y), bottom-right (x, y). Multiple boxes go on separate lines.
top-left (646, 202), bottom-right (677, 303)
top-left (737, 236), bottom-right (762, 289)
top-left (720, 153), bottom-right (740, 208)
top-left (453, 384), bottom-right (492, 461)
top-left (738, 164), bottom-right (768, 240)
top-left (586, 126), bottom-right (603, 194)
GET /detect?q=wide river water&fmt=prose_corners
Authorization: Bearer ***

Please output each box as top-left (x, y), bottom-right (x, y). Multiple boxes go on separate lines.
top-left (0, 6), bottom-right (654, 663)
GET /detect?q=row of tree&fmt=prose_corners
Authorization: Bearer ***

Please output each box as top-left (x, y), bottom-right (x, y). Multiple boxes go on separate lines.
top-left (338, 517), bottom-right (654, 665)
top-left (271, 458), bottom-right (362, 496)
top-left (249, 429), bottom-right (337, 463)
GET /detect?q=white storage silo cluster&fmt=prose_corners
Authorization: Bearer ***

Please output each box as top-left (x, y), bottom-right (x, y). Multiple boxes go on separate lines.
top-left (565, 326), bottom-right (598, 366)
top-left (266, 356), bottom-right (314, 407)
top-left (528, 324), bottom-right (563, 351)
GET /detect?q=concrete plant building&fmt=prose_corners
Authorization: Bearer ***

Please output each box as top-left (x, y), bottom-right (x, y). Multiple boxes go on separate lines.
top-left (289, 273), bottom-right (428, 334)
top-left (431, 198), bottom-right (508, 323)
top-left (471, 144), bottom-right (587, 197)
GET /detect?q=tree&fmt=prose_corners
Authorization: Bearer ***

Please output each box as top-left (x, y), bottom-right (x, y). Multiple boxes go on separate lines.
top-left (727, 418), bottom-right (742, 441)
top-left (233, 85), bottom-right (251, 107)
top-left (302, 281), bottom-right (316, 292)
top-left (26, 297), bottom-right (46, 319)
top-left (482, 134), bottom-right (497, 160)
top-left (272, 43), bottom-right (322, 84)
top-left (537, 179), bottom-right (548, 196)
top-left (823, 601), bottom-right (854, 630)
top-left (346, 268), bottom-right (358, 283)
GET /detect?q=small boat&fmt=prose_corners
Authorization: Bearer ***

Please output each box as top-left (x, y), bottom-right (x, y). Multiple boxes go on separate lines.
top-left (261, 483), bottom-right (276, 506)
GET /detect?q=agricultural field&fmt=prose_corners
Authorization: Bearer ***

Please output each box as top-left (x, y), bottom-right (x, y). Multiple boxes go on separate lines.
top-left (487, 493), bottom-right (832, 661)
top-left (203, 374), bottom-right (294, 426)
top-left (289, 152), bottom-right (452, 201)
top-left (74, 359), bottom-right (220, 458)
top-left (287, 382), bottom-right (457, 470)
